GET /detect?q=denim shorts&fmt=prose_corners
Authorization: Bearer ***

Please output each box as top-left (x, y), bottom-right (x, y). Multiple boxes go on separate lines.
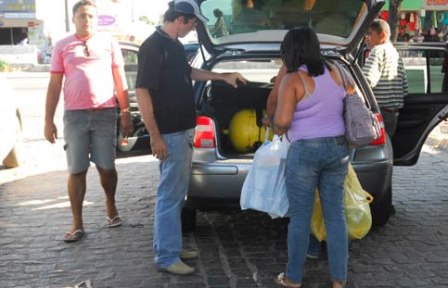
top-left (63, 108), bottom-right (117, 174)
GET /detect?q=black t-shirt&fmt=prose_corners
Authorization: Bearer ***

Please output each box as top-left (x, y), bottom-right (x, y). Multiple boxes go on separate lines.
top-left (135, 27), bottom-right (196, 134)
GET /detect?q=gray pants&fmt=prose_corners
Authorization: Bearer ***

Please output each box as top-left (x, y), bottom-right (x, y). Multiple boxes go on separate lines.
top-left (380, 108), bottom-right (399, 138)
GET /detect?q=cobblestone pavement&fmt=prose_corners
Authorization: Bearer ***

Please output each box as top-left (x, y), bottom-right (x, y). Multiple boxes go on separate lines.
top-left (1, 127), bottom-right (448, 287)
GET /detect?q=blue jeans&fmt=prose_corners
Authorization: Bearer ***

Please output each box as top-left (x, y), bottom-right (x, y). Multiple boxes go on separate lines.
top-left (285, 136), bottom-right (349, 283)
top-left (307, 234), bottom-right (321, 257)
top-left (153, 129), bottom-right (194, 268)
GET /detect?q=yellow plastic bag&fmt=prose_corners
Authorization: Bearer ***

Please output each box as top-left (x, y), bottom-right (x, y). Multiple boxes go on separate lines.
top-left (311, 163), bottom-right (373, 241)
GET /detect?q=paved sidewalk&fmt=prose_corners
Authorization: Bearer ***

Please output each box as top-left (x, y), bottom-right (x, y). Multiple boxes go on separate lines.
top-left (1, 124), bottom-right (448, 287)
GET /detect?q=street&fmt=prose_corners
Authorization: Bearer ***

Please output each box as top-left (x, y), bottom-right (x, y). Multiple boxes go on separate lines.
top-left (1, 72), bottom-right (448, 287)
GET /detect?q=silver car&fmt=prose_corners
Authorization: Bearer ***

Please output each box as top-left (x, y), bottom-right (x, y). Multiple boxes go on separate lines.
top-left (179, 0), bottom-right (448, 231)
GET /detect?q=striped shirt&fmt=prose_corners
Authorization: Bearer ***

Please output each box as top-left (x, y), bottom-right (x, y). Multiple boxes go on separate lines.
top-left (362, 42), bottom-right (408, 110)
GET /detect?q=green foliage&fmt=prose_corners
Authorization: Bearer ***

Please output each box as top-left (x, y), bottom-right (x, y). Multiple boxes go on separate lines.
top-left (0, 59), bottom-right (11, 72)
top-left (139, 16), bottom-right (155, 26)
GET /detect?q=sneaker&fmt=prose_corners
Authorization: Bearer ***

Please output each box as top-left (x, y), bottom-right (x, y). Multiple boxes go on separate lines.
top-left (180, 249), bottom-right (199, 260)
top-left (160, 260), bottom-right (195, 275)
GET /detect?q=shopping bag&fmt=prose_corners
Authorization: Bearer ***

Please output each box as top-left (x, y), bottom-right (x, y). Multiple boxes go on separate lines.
top-left (240, 135), bottom-right (290, 218)
top-left (311, 163), bottom-right (373, 241)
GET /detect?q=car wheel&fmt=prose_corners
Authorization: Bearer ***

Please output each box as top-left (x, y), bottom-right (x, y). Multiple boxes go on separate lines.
top-left (181, 207), bottom-right (197, 232)
top-left (370, 186), bottom-right (392, 226)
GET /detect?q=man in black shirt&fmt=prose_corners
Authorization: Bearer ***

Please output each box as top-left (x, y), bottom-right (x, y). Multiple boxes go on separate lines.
top-left (135, 0), bottom-right (246, 276)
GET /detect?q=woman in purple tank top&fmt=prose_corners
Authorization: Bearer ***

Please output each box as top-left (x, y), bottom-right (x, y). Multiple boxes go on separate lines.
top-left (273, 27), bottom-right (349, 288)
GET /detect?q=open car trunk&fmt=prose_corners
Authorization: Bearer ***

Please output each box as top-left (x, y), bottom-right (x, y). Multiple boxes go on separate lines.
top-left (201, 81), bottom-right (273, 158)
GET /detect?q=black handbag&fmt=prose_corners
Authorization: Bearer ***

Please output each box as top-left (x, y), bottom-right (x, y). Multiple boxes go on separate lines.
top-left (333, 62), bottom-right (381, 147)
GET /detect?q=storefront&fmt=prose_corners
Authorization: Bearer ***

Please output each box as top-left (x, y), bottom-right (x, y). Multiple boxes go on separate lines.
top-left (0, 0), bottom-right (42, 45)
top-left (422, 0), bottom-right (448, 41)
top-left (380, 0), bottom-right (448, 42)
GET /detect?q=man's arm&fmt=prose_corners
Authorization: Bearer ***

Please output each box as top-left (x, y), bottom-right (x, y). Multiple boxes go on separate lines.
top-left (362, 48), bottom-right (382, 88)
top-left (135, 87), bottom-right (167, 160)
top-left (112, 66), bottom-right (133, 137)
top-left (191, 68), bottom-right (247, 88)
top-left (44, 73), bottom-right (63, 144)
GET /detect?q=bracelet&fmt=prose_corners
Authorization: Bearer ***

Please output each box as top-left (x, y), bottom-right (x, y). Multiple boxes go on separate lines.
top-left (121, 107), bottom-right (130, 113)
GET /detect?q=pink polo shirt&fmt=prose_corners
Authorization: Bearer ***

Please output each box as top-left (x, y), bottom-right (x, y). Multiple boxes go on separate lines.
top-left (50, 33), bottom-right (125, 110)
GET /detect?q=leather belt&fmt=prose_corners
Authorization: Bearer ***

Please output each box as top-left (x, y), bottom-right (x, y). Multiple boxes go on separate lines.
top-left (86, 107), bottom-right (114, 112)
top-left (381, 107), bottom-right (399, 113)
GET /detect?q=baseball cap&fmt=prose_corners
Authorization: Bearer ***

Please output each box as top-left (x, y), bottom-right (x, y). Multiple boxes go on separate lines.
top-left (173, 0), bottom-right (209, 23)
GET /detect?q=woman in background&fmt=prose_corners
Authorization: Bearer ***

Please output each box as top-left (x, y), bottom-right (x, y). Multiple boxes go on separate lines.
top-left (211, 8), bottom-right (229, 38)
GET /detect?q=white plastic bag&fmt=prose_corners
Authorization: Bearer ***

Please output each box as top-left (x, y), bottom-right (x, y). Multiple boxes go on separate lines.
top-left (240, 135), bottom-right (290, 218)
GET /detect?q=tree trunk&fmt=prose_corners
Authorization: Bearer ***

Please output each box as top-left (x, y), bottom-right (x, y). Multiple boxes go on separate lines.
top-left (388, 0), bottom-right (403, 42)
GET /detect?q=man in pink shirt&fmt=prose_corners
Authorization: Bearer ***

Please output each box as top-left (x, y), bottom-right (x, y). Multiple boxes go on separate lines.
top-left (44, 0), bottom-right (133, 242)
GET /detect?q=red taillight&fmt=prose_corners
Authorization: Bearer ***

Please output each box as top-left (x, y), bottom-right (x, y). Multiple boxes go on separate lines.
top-left (370, 113), bottom-right (386, 145)
top-left (194, 116), bottom-right (216, 148)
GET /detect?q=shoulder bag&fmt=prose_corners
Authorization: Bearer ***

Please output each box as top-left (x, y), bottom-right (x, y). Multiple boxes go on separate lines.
top-left (333, 62), bottom-right (381, 147)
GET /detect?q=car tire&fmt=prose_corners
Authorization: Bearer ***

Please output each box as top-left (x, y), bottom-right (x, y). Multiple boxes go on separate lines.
top-left (181, 207), bottom-right (197, 232)
top-left (370, 186), bottom-right (392, 226)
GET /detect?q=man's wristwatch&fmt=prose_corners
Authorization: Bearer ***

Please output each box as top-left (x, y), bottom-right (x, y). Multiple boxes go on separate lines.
top-left (121, 107), bottom-right (130, 114)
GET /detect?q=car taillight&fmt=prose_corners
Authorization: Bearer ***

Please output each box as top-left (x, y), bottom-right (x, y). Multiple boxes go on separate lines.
top-left (370, 113), bottom-right (386, 145)
top-left (194, 116), bottom-right (216, 148)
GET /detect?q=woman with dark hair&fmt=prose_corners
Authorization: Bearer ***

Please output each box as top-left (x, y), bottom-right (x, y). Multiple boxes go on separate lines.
top-left (211, 8), bottom-right (229, 37)
top-left (273, 27), bottom-right (350, 288)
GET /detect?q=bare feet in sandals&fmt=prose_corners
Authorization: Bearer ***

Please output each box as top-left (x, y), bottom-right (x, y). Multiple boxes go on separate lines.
top-left (274, 272), bottom-right (301, 287)
top-left (105, 215), bottom-right (122, 228)
top-left (63, 229), bottom-right (84, 243)
top-left (332, 280), bottom-right (345, 288)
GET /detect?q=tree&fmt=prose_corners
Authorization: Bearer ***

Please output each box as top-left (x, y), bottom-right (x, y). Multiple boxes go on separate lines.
top-left (139, 16), bottom-right (155, 26)
top-left (387, 0), bottom-right (403, 42)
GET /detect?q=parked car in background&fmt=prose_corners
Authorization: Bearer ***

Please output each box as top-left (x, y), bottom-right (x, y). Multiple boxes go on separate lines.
top-left (0, 75), bottom-right (22, 168)
top-left (116, 41), bottom-right (201, 156)
top-left (183, 42), bottom-right (199, 63)
top-left (116, 41), bottom-right (150, 156)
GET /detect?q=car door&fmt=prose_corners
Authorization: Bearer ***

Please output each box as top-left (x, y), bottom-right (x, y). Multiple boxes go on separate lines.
top-left (392, 42), bottom-right (448, 165)
top-left (117, 42), bottom-right (151, 156)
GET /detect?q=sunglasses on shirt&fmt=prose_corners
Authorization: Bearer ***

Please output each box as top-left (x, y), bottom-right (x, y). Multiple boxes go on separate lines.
top-left (82, 41), bottom-right (89, 57)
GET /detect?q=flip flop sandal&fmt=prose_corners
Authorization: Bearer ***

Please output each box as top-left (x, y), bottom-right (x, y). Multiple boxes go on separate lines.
top-left (105, 215), bottom-right (122, 228)
top-left (63, 229), bottom-right (84, 243)
top-left (274, 272), bottom-right (301, 288)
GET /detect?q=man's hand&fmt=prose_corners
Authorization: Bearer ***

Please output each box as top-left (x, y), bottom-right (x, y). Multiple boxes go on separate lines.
top-left (44, 121), bottom-right (58, 144)
top-left (222, 72), bottom-right (248, 88)
top-left (120, 112), bottom-right (134, 138)
top-left (150, 134), bottom-right (167, 161)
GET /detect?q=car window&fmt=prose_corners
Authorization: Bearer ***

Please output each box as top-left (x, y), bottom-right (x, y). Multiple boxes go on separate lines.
top-left (213, 59), bottom-right (282, 83)
top-left (122, 48), bottom-right (138, 65)
top-left (121, 48), bottom-right (138, 90)
top-left (200, 0), bottom-right (365, 38)
top-left (398, 48), bottom-right (445, 94)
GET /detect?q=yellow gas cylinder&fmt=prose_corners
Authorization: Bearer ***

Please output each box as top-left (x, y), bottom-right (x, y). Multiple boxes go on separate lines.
top-left (228, 109), bottom-right (273, 153)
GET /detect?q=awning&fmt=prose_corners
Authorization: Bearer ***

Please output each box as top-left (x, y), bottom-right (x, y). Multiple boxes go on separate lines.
top-left (423, 0), bottom-right (448, 11)
top-left (0, 17), bottom-right (37, 28)
top-left (382, 0), bottom-right (422, 11)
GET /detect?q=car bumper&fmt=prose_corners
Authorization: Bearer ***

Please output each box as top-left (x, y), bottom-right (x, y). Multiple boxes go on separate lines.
top-left (188, 157), bottom-right (393, 208)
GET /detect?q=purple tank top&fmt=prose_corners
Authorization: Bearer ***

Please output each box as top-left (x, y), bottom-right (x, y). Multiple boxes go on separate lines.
top-left (287, 66), bottom-right (346, 142)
